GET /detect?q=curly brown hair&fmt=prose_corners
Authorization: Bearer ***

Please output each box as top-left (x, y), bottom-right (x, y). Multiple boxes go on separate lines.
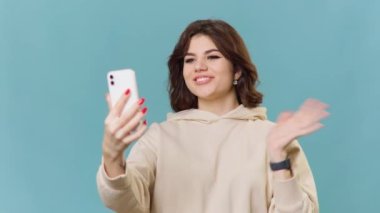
top-left (168, 19), bottom-right (263, 112)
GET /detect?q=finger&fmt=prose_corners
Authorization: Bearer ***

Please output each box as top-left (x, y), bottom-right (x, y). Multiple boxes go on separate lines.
top-left (105, 117), bottom-right (123, 137)
top-left (276, 111), bottom-right (294, 124)
top-left (122, 120), bottom-right (148, 146)
top-left (294, 99), bottom-right (328, 121)
top-left (301, 99), bottom-right (329, 111)
top-left (105, 93), bottom-right (112, 111)
top-left (116, 98), bottom-right (145, 131)
top-left (119, 98), bottom-right (145, 123)
top-left (316, 110), bottom-right (330, 121)
top-left (110, 89), bottom-right (131, 118)
top-left (300, 110), bottom-right (330, 126)
top-left (294, 100), bottom-right (330, 124)
top-left (307, 111), bottom-right (330, 128)
top-left (298, 123), bottom-right (324, 136)
top-left (105, 98), bottom-right (145, 136)
top-left (115, 107), bottom-right (148, 140)
top-left (104, 93), bottom-right (115, 124)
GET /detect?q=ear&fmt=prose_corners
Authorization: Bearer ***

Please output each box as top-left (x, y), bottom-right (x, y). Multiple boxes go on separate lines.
top-left (234, 69), bottom-right (242, 80)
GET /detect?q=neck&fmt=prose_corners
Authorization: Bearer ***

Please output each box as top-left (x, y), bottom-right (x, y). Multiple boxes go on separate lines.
top-left (197, 92), bottom-right (240, 116)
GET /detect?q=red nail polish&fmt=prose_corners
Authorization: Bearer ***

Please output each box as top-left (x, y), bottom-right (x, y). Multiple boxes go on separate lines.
top-left (143, 120), bottom-right (147, 125)
top-left (124, 89), bottom-right (130, 95)
top-left (142, 107), bottom-right (148, 114)
top-left (138, 98), bottom-right (145, 105)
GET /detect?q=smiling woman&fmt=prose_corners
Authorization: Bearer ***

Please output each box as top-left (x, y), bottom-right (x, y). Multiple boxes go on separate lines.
top-left (168, 20), bottom-right (263, 113)
top-left (96, 19), bottom-right (328, 213)
top-left (182, 35), bottom-right (241, 115)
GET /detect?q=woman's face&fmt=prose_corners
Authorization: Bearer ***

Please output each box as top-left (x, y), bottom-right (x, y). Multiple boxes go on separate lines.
top-left (183, 34), bottom-right (241, 102)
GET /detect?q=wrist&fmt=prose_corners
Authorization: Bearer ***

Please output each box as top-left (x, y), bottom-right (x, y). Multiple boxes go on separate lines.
top-left (103, 154), bottom-right (125, 168)
top-left (268, 149), bottom-right (287, 163)
top-left (103, 156), bottom-right (126, 178)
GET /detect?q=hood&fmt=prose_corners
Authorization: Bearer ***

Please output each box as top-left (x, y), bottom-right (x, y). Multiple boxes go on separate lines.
top-left (167, 105), bottom-right (267, 124)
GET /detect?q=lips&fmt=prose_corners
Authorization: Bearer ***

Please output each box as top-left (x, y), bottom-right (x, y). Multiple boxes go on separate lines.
top-left (193, 75), bottom-right (214, 85)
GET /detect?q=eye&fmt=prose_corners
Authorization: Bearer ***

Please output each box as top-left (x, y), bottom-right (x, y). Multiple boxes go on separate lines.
top-left (207, 55), bottom-right (221, 60)
top-left (184, 58), bottom-right (195, 64)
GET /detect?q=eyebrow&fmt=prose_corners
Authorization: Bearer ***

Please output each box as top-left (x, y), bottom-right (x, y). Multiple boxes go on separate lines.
top-left (185, 49), bottom-right (220, 56)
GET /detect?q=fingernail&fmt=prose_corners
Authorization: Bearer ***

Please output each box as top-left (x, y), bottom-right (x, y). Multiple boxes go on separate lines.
top-left (138, 98), bottom-right (145, 105)
top-left (143, 120), bottom-right (147, 125)
top-left (124, 89), bottom-right (130, 95)
top-left (142, 107), bottom-right (148, 114)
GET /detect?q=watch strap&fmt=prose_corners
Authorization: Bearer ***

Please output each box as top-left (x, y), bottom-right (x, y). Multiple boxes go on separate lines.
top-left (270, 158), bottom-right (291, 171)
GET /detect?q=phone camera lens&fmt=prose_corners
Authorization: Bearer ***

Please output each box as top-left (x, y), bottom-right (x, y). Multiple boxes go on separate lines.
top-left (110, 75), bottom-right (114, 79)
top-left (111, 81), bottom-right (114, 85)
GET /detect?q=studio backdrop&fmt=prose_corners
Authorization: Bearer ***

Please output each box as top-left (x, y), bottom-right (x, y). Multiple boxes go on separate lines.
top-left (1, 0), bottom-right (379, 212)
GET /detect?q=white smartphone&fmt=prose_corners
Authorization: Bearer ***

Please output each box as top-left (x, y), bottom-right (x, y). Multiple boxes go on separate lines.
top-left (107, 69), bottom-right (139, 114)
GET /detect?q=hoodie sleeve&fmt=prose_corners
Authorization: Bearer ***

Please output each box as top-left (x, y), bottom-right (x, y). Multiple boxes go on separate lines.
top-left (268, 140), bottom-right (319, 213)
top-left (96, 123), bottom-right (160, 213)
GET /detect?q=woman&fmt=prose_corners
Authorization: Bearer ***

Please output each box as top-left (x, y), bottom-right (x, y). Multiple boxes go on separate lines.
top-left (97, 19), bottom-right (329, 213)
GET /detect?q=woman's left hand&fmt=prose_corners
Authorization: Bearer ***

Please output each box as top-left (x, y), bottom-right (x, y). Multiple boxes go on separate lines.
top-left (267, 99), bottom-right (330, 162)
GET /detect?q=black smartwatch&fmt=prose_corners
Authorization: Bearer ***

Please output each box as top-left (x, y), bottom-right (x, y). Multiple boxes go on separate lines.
top-left (270, 158), bottom-right (291, 171)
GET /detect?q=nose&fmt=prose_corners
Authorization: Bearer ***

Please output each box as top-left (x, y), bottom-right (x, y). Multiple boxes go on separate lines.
top-left (195, 59), bottom-right (208, 72)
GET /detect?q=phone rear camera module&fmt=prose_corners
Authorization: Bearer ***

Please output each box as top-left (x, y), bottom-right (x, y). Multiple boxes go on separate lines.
top-left (111, 81), bottom-right (114, 85)
top-left (110, 75), bottom-right (114, 79)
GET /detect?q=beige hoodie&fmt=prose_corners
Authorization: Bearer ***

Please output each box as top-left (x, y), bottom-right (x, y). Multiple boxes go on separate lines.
top-left (96, 105), bottom-right (318, 213)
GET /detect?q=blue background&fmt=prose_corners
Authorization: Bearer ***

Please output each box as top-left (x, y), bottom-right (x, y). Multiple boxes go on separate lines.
top-left (1, 0), bottom-right (379, 212)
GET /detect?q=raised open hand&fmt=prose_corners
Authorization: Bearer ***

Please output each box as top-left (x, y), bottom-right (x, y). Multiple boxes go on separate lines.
top-left (267, 99), bottom-right (330, 162)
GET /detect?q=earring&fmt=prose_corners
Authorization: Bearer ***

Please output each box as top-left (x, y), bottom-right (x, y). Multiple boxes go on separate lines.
top-left (233, 79), bottom-right (238, 85)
